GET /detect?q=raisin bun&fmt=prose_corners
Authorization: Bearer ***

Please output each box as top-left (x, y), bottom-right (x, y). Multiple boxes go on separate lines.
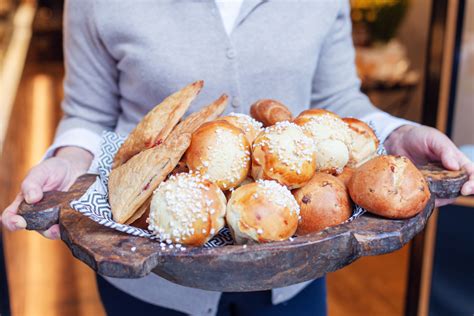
top-left (348, 155), bottom-right (431, 219)
top-left (336, 166), bottom-right (354, 188)
top-left (294, 109), bottom-right (351, 174)
top-left (293, 173), bottom-right (352, 235)
top-left (148, 172), bottom-right (227, 246)
top-left (221, 113), bottom-right (263, 144)
top-left (251, 121), bottom-right (316, 189)
top-left (343, 118), bottom-right (379, 168)
top-left (185, 120), bottom-right (251, 190)
top-left (226, 180), bottom-right (300, 244)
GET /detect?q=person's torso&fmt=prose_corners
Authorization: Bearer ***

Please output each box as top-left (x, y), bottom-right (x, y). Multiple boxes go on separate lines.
top-left (92, 0), bottom-right (341, 135)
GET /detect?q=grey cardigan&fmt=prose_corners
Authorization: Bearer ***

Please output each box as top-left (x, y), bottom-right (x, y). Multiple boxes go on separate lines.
top-left (55, 0), bottom-right (410, 315)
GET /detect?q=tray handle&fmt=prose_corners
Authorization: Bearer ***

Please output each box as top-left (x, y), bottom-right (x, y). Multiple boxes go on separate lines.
top-left (17, 174), bottom-right (97, 231)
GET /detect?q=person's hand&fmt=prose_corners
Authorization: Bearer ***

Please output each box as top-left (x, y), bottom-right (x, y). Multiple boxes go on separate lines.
top-left (384, 125), bottom-right (474, 207)
top-left (1, 147), bottom-right (93, 239)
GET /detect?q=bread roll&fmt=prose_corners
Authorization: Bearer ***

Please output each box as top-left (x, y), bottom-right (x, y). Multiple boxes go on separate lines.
top-left (226, 180), bottom-right (300, 244)
top-left (294, 173), bottom-right (352, 235)
top-left (185, 120), bottom-right (251, 190)
top-left (348, 155), bottom-right (431, 219)
top-left (336, 167), bottom-right (354, 188)
top-left (294, 109), bottom-right (351, 174)
top-left (148, 172), bottom-right (227, 246)
top-left (251, 121), bottom-right (316, 189)
top-left (221, 113), bottom-right (263, 143)
top-left (250, 99), bottom-right (293, 127)
top-left (343, 118), bottom-right (379, 168)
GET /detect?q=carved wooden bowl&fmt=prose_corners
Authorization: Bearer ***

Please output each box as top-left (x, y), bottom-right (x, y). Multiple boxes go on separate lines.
top-left (18, 163), bottom-right (468, 292)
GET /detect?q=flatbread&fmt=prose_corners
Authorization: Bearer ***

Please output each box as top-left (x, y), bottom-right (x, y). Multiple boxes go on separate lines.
top-left (112, 80), bottom-right (203, 169)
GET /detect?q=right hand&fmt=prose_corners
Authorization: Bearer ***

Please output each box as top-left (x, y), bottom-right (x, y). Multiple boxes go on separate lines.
top-left (1, 147), bottom-right (93, 239)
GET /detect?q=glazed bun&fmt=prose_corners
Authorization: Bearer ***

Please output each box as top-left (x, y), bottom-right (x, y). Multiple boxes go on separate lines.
top-left (251, 121), bottom-right (316, 189)
top-left (348, 155), bottom-right (431, 219)
top-left (343, 118), bottom-right (379, 168)
top-left (226, 180), bottom-right (300, 244)
top-left (185, 120), bottom-right (251, 190)
top-left (221, 113), bottom-right (263, 144)
top-left (294, 109), bottom-right (351, 174)
top-left (148, 172), bottom-right (227, 246)
top-left (293, 173), bottom-right (352, 235)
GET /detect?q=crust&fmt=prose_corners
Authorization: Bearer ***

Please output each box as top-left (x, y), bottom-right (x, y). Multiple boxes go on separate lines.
top-left (112, 81), bottom-right (203, 169)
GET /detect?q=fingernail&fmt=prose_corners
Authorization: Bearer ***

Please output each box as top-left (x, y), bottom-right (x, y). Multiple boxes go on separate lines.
top-left (13, 217), bottom-right (27, 229)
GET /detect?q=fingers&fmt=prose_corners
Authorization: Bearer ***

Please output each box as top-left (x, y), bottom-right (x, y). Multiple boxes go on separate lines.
top-left (439, 148), bottom-right (460, 170)
top-left (435, 198), bottom-right (456, 208)
top-left (21, 168), bottom-right (47, 204)
top-left (1, 194), bottom-right (27, 231)
top-left (39, 224), bottom-right (60, 240)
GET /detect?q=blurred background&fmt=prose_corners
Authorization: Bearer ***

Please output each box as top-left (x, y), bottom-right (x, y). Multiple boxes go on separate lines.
top-left (0, 0), bottom-right (472, 315)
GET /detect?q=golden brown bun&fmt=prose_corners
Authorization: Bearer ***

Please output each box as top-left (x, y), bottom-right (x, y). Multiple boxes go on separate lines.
top-left (336, 167), bottom-right (354, 188)
top-left (185, 120), bottom-right (251, 190)
top-left (251, 121), bottom-right (316, 189)
top-left (113, 80), bottom-right (203, 168)
top-left (348, 155), bottom-right (431, 219)
top-left (250, 99), bottom-right (293, 127)
top-left (221, 113), bottom-right (263, 144)
top-left (293, 173), bottom-right (352, 235)
top-left (149, 173), bottom-right (227, 246)
top-left (343, 118), bottom-right (379, 168)
top-left (226, 180), bottom-right (300, 244)
top-left (294, 109), bottom-right (351, 174)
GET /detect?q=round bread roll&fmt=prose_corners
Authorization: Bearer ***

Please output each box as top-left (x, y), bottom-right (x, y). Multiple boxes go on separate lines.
top-left (336, 166), bottom-right (354, 188)
top-left (251, 121), bottom-right (316, 189)
top-left (348, 155), bottom-right (431, 219)
top-left (226, 180), bottom-right (300, 244)
top-left (148, 172), bottom-right (227, 246)
top-left (185, 120), bottom-right (251, 190)
top-left (343, 118), bottom-right (379, 168)
top-left (294, 109), bottom-right (351, 174)
top-left (293, 173), bottom-right (352, 235)
top-left (221, 113), bottom-right (263, 144)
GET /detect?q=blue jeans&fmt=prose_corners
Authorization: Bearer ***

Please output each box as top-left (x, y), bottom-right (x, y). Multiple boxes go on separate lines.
top-left (97, 276), bottom-right (327, 315)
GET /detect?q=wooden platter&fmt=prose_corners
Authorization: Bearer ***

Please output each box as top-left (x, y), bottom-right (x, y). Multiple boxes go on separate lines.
top-left (17, 164), bottom-right (468, 292)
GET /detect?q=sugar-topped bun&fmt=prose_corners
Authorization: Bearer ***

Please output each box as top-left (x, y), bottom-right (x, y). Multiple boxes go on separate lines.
top-left (251, 121), bottom-right (316, 189)
top-left (148, 172), bottom-right (227, 246)
top-left (294, 109), bottom-right (351, 174)
top-left (348, 155), bottom-right (431, 219)
top-left (185, 120), bottom-right (251, 190)
top-left (293, 173), bottom-right (352, 235)
top-left (343, 118), bottom-right (379, 168)
top-left (226, 180), bottom-right (300, 244)
top-left (221, 113), bottom-right (263, 144)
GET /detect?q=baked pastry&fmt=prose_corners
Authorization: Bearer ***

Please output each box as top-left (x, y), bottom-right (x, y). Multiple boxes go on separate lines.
top-left (113, 80), bottom-right (203, 168)
top-left (226, 180), bottom-right (300, 244)
top-left (148, 172), bottom-right (227, 246)
top-left (251, 121), bottom-right (316, 189)
top-left (336, 167), bottom-right (354, 188)
top-left (109, 94), bottom-right (228, 224)
top-left (343, 118), bottom-right (379, 168)
top-left (221, 113), bottom-right (263, 143)
top-left (293, 173), bottom-right (352, 235)
top-left (348, 155), bottom-right (431, 219)
top-left (250, 99), bottom-right (293, 127)
top-left (185, 120), bottom-right (251, 190)
top-left (294, 109), bottom-right (351, 174)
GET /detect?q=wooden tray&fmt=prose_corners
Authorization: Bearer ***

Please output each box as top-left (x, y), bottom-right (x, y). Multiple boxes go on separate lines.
top-left (17, 164), bottom-right (468, 292)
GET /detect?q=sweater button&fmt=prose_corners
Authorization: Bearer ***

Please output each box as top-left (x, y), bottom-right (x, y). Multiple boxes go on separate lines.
top-left (231, 97), bottom-right (240, 108)
top-left (226, 48), bottom-right (237, 59)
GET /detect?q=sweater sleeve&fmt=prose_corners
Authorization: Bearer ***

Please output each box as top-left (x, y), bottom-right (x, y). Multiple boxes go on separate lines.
top-left (52, 0), bottom-right (120, 152)
top-left (310, 0), bottom-right (416, 142)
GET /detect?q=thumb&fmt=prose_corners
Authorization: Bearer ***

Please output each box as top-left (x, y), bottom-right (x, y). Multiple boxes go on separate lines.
top-left (427, 132), bottom-right (460, 170)
top-left (21, 167), bottom-right (48, 204)
top-left (440, 148), bottom-right (460, 171)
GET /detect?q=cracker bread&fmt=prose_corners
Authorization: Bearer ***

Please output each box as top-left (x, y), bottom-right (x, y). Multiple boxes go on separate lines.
top-left (112, 80), bottom-right (203, 169)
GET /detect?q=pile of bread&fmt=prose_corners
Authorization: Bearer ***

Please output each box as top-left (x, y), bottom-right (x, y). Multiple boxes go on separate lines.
top-left (108, 81), bottom-right (431, 247)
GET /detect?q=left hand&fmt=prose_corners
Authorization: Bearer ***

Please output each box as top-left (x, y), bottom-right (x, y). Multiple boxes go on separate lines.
top-left (384, 125), bottom-right (474, 207)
